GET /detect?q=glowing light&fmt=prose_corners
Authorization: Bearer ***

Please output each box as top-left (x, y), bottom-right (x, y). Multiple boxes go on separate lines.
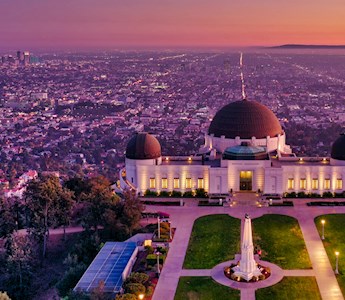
top-left (336, 251), bottom-right (339, 256)
top-left (321, 219), bottom-right (325, 225)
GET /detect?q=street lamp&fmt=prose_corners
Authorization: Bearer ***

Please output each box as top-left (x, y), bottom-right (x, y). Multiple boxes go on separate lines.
top-left (156, 251), bottom-right (161, 277)
top-left (168, 221), bottom-right (172, 240)
top-left (321, 219), bottom-right (325, 240)
top-left (138, 294), bottom-right (144, 300)
top-left (157, 216), bottom-right (160, 239)
top-left (335, 251), bottom-right (339, 275)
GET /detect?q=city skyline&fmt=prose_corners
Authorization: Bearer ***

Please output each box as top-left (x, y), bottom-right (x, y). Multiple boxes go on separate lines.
top-left (1, 0), bottom-right (345, 50)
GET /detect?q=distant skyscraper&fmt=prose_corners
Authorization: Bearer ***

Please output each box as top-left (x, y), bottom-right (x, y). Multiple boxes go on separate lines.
top-left (17, 50), bottom-right (24, 63)
top-left (24, 51), bottom-right (30, 66)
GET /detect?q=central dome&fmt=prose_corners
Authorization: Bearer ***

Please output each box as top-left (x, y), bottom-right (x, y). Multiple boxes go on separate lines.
top-left (209, 100), bottom-right (283, 139)
top-left (126, 133), bottom-right (161, 160)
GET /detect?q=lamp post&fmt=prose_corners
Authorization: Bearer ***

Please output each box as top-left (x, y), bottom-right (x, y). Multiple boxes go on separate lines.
top-left (321, 219), bottom-right (325, 240)
top-left (157, 216), bottom-right (160, 239)
top-left (138, 294), bottom-right (144, 300)
top-left (156, 251), bottom-right (161, 277)
top-left (169, 221), bottom-right (172, 240)
top-left (335, 251), bottom-right (339, 275)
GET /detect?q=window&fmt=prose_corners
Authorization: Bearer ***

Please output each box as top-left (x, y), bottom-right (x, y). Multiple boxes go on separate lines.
top-left (173, 178), bottom-right (180, 189)
top-left (185, 178), bottom-right (192, 189)
top-left (149, 178), bottom-right (156, 189)
top-left (312, 179), bottom-right (318, 190)
top-left (288, 178), bottom-right (294, 190)
top-left (336, 179), bottom-right (343, 190)
top-left (197, 178), bottom-right (204, 189)
top-left (324, 179), bottom-right (331, 190)
top-left (161, 178), bottom-right (168, 189)
top-left (300, 178), bottom-right (307, 190)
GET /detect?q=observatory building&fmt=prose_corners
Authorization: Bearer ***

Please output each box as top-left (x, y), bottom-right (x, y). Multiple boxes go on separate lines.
top-left (120, 99), bottom-right (345, 197)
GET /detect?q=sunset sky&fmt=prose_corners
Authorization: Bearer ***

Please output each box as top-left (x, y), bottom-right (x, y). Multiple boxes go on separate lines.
top-left (1, 0), bottom-right (345, 50)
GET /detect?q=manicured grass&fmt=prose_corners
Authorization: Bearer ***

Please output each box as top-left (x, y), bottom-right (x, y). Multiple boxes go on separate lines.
top-left (315, 214), bottom-right (345, 296)
top-left (174, 276), bottom-right (240, 300)
top-left (183, 214), bottom-right (240, 269)
top-left (256, 277), bottom-right (321, 300)
top-left (253, 214), bottom-right (311, 269)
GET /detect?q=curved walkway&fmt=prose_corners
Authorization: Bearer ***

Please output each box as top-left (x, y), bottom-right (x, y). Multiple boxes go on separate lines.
top-left (150, 198), bottom-right (345, 300)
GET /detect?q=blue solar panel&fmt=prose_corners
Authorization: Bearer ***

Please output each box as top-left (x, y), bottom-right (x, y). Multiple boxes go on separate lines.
top-left (74, 242), bottom-right (137, 293)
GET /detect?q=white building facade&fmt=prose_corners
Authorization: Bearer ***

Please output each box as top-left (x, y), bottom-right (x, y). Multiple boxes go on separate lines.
top-left (121, 100), bottom-right (345, 197)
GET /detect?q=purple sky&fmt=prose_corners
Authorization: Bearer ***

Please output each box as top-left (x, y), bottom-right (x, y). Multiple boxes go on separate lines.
top-left (1, 0), bottom-right (345, 50)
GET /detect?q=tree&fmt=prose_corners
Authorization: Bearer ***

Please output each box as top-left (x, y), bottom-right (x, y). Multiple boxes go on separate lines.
top-left (117, 190), bottom-right (144, 236)
top-left (79, 176), bottom-right (118, 232)
top-left (0, 198), bottom-right (17, 238)
top-left (25, 175), bottom-right (74, 258)
top-left (52, 188), bottom-right (74, 240)
top-left (5, 234), bottom-right (34, 300)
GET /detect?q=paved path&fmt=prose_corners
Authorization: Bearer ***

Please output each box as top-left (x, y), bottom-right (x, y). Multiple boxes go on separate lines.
top-left (150, 198), bottom-right (345, 300)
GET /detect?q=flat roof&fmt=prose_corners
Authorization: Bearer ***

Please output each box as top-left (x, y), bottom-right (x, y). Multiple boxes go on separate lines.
top-left (74, 242), bottom-right (137, 294)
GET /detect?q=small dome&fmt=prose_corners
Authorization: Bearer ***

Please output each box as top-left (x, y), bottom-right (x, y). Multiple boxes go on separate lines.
top-left (209, 100), bottom-right (282, 139)
top-left (331, 133), bottom-right (345, 161)
top-left (126, 133), bottom-right (161, 160)
top-left (223, 142), bottom-right (268, 160)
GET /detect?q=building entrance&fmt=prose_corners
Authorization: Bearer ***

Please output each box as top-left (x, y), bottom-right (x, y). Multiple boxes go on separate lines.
top-left (240, 171), bottom-right (253, 191)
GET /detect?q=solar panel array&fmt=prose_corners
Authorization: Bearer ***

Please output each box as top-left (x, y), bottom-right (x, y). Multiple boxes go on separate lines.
top-left (74, 242), bottom-right (137, 293)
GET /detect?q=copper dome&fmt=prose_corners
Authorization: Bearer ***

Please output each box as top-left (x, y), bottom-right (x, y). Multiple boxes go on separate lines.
top-left (331, 133), bottom-right (345, 161)
top-left (209, 100), bottom-right (283, 139)
top-left (126, 133), bottom-right (161, 160)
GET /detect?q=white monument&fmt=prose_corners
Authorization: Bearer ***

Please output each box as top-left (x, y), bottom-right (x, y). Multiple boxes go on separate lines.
top-left (232, 214), bottom-right (262, 281)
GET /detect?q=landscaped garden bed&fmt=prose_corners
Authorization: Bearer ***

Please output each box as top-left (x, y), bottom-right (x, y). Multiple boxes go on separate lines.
top-left (183, 215), bottom-right (240, 269)
top-left (253, 214), bottom-right (311, 269)
top-left (141, 200), bottom-right (183, 206)
top-left (269, 201), bottom-right (293, 207)
top-left (174, 276), bottom-right (240, 300)
top-left (307, 201), bottom-right (345, 206)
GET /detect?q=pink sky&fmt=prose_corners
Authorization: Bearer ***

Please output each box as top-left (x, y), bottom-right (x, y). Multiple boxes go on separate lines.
top-left (1, 0), bottom-right (345, 49)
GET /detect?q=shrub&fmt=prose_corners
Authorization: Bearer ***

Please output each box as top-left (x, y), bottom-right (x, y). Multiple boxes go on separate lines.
top-left (309, 193), bottom-right (321, 198)
top-left (171, 190), bottom-right (182, 198)
top-left (159, 191), bottom-right (170, 197)
top-left (56, 264), bottom-right (87, 297)
top-left (284, 192), bottom-right (296, 198)
top-left (144, 189), bottom-right (158, 197)
top-left (195, 188), bottom-right (208, 198)
top-left (146, 286), bottom-right (154, 296)
top-left (144, 245), bottom-right (154, 254)
top-left (127, 272), bottom-right (149, 285)
top-left (146, 254), bottom-right (165, 266)
top-left (334, 192), bottom-right (344, 198)
top-left (322, 191), bottom-right (334, 198)
top-left (124, 283), bottom-right (146, 296)
top-left (258, 274), bottom-right (266, 280)
top-left (183, 191), bottom-right (195, 198)
top-left (115, 294), bottom-right (137, 300)
top-left (297, 192), bottom-right (308, 198)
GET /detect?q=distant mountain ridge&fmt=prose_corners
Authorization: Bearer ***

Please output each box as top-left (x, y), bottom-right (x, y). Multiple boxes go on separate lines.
top-left (270, 44), bottom-right (345, 49)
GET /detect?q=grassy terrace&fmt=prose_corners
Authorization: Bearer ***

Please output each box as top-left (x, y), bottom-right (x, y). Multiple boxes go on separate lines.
top-left (174, 277), bottom-right (240, 300)
top-left (253, 214), bottom-right (311, 269)
top-left (183, 214), bottom-right (241, 269)
top-left (256, 277), bottom-right (321, 300)
top-left (315, 214), bottom-right (345, 296)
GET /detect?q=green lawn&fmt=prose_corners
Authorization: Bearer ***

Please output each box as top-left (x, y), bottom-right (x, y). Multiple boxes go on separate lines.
top-left (253, 214), bottom-right (311, 269)
top-left (315, 214), bottom-right (345, 296)
top-left (183, 214), bottom-right (240, 269)
top-left (256, 277), bottom-right (321, 300)
top-left (174, 276), bottom-right (240, 300)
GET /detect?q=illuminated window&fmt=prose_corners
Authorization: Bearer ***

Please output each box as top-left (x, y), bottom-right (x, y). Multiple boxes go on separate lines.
top-left (336, 179), bottom-right (343, 190)
top-left (185, 178), bottom-right (192, 189)
top-left (197, 178), bottom-right (204, 189)
top-left (300, 178), bottom-right (307, 190)
top-left (288, 178), bottom-right (294, 190)
top-left (324, 179), bottom-right (331, 190)
top-left (161, 178), bottom-right (168, 189)
top-left (312, 179), bottom-right (318, 190)
top-left (173, 178), bottom-right (180, 189)
top-left (149, 178), bottom-right (156, 189)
